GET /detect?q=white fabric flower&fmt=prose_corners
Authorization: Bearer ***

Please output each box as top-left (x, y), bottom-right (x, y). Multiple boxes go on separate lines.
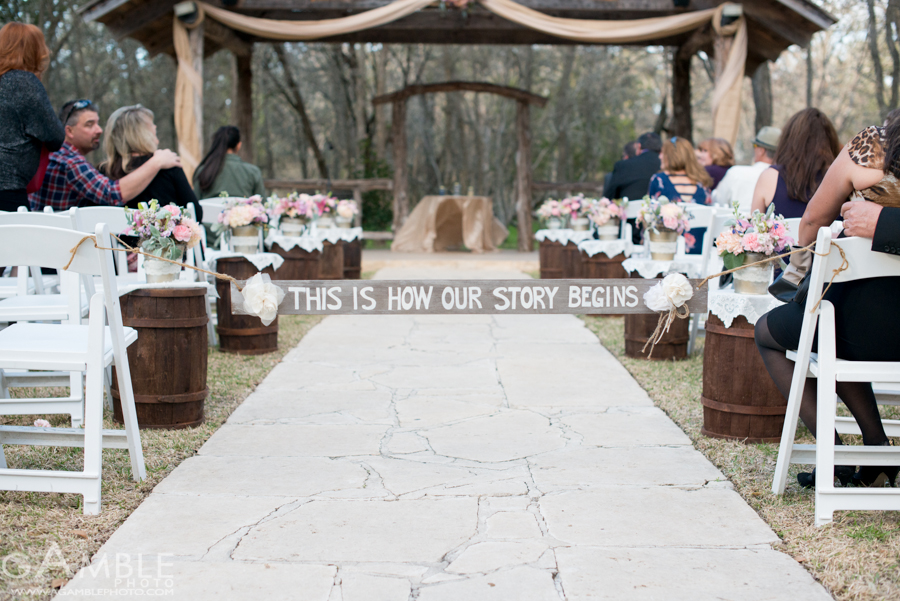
top-left (643, 284), bottom-right (672, 312)
top-left (241, 273), bottom-right (285, 326)
top-left (661, 273), bottom-right (693, 307)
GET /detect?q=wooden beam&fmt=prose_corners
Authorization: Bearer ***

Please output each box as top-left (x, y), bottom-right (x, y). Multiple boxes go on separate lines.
top-left (190, 21), bottom-right (205, 165)
top-left (78, 0), bottom-right (132, 22)
top-left (101, 0), bottom-right (180, 40)
top-left (233, 53), bottom-right (254, 162)
top-left (205, 19), bottom-right (251, 56)
top-left (671, 44), bottom-right (693, 143)
top-left (230, 0), bottom-right (705, 14)
top-left (391, 99), bottom-right (408, 233)
top-left (374, 81), bottom-right (548, 107)
top-left (264, 178), bottom-right (392, 191)
top-left (515, 100), bottom-right (533, 253)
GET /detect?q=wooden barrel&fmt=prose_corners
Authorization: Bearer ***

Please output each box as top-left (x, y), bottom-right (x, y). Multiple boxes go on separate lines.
top-left (319, 241), bottom-right (345, 279)
top-left (624, 312), bottom-right (690, 360)
top-left (271, 242), bottom-right (320, 280)
top-left (581, 251), bottom-right (627, 279)
top-left (343, 238), bottom-right (362, 280)
top-left (215, 257), bottom-right (278, 355)
top-left (540, 240), bottom-right (583, 279)
top-left (111, 288), bottom-right (208, 429)
top-left (701, 314), bottom-right (787, 443)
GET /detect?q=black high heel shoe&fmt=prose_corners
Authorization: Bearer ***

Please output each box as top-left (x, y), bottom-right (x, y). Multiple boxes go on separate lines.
top-left (853, 442), bottom-right (899, 487)
top-left (797, 466), bottom-right (855, 489)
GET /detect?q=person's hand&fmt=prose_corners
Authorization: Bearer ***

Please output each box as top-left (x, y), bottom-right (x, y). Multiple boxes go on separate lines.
top-left (840, 200), bottom-right (882, 239)
top-left (151, 149), bottom-right (181, 170)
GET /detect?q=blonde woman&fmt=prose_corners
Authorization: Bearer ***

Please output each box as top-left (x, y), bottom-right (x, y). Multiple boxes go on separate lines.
top-left (99, 104), bottom-right (201, 220)
top-left (648, 137), bottom-right (713, 254)
top-left (649, 137), bottom-right (713, 205)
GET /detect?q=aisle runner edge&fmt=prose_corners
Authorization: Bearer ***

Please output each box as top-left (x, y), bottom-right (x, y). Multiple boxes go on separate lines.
top-left (230, 279), bottom-right (709, 315)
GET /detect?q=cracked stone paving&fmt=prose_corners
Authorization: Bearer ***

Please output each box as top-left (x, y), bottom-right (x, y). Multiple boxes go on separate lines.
top-left (59, 263), bottom-right (832, 600)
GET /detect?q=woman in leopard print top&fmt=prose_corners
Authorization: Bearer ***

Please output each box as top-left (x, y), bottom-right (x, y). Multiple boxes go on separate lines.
top-left (754, 118), bottom-right (900, 489)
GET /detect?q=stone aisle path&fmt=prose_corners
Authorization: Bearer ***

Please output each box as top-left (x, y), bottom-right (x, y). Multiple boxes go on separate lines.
top-left (61, 264), bottom-right (831, 601)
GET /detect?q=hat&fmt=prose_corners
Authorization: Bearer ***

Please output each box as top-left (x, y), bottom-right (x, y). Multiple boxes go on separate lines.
top-left (753, 126), bottom-right (781, 151)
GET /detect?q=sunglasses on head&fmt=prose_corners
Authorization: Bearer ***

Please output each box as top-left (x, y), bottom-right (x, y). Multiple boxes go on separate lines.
top-left (61, 99), bottom-right (92, 125)
top-left (670, 136), bottom-right (679, 145)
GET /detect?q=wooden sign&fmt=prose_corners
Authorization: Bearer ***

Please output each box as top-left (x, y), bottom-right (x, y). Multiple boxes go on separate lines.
top-left (231, 279), bottom-right (708, 316)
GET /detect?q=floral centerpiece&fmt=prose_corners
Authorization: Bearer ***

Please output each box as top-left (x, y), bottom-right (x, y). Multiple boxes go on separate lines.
top-left (335, 199), bottom-right (359, 228)
top-left (311, 193), bottom-right (339, 228)
top-left (563, 194), bottom-right (594, 231)
top-left (270, 193), bottom-right (316, 237)
top-left (715, 203), bottom-right (794, 294)
top-left (589, 197), bottom-right (628, 240)
top-left (213, 195), bottom-right (269, 254)
top-left (535, 199), bottom-right (573, 230)
top-left (637, 195), bottom-right (692, 260)
top-left (124, 199), bottom-right (202, 283)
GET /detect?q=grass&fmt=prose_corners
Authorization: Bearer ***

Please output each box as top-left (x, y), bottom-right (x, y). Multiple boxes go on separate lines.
top-left (581, 316), bottom-right (900, 601)
top-left (0, 314), bottom-right (322, 601)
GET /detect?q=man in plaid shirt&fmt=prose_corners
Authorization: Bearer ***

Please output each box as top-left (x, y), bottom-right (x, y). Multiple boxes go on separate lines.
top-left (29, 100), bottom-right (180, 211)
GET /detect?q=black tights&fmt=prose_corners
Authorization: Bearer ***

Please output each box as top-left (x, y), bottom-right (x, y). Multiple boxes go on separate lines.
top-left (754, 314), bottom-right (887, 447)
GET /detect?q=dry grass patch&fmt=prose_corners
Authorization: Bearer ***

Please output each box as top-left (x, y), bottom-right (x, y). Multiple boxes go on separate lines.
top-left (0, 314), bottom-right (322, 601)
top-left (582, 315), bottom-right (900, 601)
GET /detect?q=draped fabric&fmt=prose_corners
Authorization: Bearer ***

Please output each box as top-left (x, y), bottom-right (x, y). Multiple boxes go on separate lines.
top-left (173, 17), bottom-right (203, 182)
top-left (173, 0), bottom-right (749, 175)
top-left (392, 195), bottom-right (509, 253)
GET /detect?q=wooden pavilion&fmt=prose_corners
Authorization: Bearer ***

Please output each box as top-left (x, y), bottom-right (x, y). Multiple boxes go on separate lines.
top-left (80, 0), bottom-right (835, 250)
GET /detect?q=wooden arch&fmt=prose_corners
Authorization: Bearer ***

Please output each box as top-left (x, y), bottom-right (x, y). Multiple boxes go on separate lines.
top-left (373, 81), bottom-right (548, 252)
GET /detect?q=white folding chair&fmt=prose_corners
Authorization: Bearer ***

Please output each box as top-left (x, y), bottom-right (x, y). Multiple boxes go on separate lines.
top-left (771, 227), bottom-right (900, 525)
top-left (74, 206), bottom-right (134, 276)
top-left (183, 204), bottom-right (218, 346)
top-left (677, 205), bottom-right (718, 355)
top-left (198, 198), bottom-right (232, 250)
top-left (0, 223), bottom-right (145, 514)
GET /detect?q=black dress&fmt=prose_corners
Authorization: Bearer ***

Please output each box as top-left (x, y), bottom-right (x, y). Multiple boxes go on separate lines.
top-left (766, 127), bottom-right (900, 362)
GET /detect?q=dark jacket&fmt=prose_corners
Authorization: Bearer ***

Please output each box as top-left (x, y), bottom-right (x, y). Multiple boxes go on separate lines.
top-left (99, 155), bottom-right (202, 221)
top-left (604, 151), bottom-right (661, 200)
top-left (0, 70), bottom-right (64, 192)
top-left (874, 207), bottom-right (900, 255)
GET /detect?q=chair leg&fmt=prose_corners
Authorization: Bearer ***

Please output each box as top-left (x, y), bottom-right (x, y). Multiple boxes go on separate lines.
top-left (110, 352), bottom-right (146, 482)
top-left (103, 366), bottom-right (113, 411)
top-left (772, 353), bottom-right (812, 495)
top-left (0, 441), bottom-right (6, 469)
top-left (815, 303), bottom-right (838, 527)
top-left (0, 368), bottom-right (8, 399)
top-left (206, 292), bottom-right (218, 347)
top-left (687, 314), bottom-right (699, 356)
top-left (69, 372), bottom-right (84, 428)
top-left (82, 358), bottom-right (104, 515)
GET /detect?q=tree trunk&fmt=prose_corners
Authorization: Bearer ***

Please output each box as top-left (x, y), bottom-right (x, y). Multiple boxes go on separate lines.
top-left (671, 45), bottom-right (693, 142)
top-left (189, 22), bottom-right (204, 165)
top-left (516, 101), bottom-right (533, 253)
top-left (391, 99), bottom-right (408, 233)
top-left (233, 52), bottom-right (254, 163)
top-left (374, 48), bottom-right (388, 159)
top-left (273, 43), bottom-right (329, 178)
top-left (752, 61), bottom-right (773, 133)
top-left (554, 48), bottom-right (576, 183)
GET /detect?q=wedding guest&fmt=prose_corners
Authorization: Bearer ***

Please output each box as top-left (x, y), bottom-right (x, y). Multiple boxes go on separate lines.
top-left (99, 104), bottom-right (201, 220)
top-left (603, 140), bottom-right (641, 198)
top-left (649, 137), bottom-right (712, 204)
top-left (755, 116), bottom-right (900, 489)
top-left (750, 108), bottom-right (841, 219)
top-left (0, 23), bottom-right (64, 212)
top-left (713, 126), bottom-right (780, 214)
top-left (697, 138), bottom-right (734, 190)
top-left (604, 131), bottom-right (662, 201)
top-left (29, 100), bottom-right (180, 211)
top-left (193, 126), bottom-right (265, 199)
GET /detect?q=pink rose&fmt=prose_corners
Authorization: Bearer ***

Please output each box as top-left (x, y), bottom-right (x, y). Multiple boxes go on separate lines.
top-left (173, 224), bottom-right (192, 242)
top-left (164, 205), bottom-right (180, 215)
top-left (662, 216), bottom-right (678, 230)
top-left (742, 233), bottom-right (760, 253)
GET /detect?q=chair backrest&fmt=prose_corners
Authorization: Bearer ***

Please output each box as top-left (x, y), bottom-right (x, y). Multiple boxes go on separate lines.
top-left (784, 218), bottom-right (802, 244)
top-left (198, 198), bottom-right (233, 225)
top-left (0, 224), bottom-right (107, 276)
top-left (0, 207), bottom-right (78, 229)
top-left (812, 228), bottom-right (900, 289)
top-left (74, 207), bottom-right (131, 273)
top-left (183, 203), bottom-right (209, 279)
top-left (624, 201), bottom-right (643, 220)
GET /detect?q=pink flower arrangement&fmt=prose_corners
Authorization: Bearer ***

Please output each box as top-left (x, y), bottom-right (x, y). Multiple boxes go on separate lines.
top-left (637, 195), bottom-right (691, 235)
top-left (588, 197), bottom-right (628, 227)
top-left (715, 203), bottom-right (794, 270)
top-left (336, 200), bottom-right (359, 219)
top-left (125, 199), bottom-right (202, 260)
top-left (214, 195), bottom-right (269, 233)
top-left (535, 199), bottom-right (571, 221)
top-left (270, 193), bottom-right (315, 220)
top-left (311, 193), bottom-right (338, 216)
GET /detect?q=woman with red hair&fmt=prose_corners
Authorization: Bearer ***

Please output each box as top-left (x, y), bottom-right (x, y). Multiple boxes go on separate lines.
top-left (0, 22), bottom-right (64, 211)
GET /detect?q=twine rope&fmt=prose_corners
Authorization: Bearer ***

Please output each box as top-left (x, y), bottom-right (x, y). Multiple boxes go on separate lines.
top-left (64, 234), bottom-right (243, 290)
top-left (641, 303), bottom-right (690, 358)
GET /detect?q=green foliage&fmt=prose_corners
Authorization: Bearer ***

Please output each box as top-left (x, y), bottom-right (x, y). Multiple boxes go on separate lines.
top-left (721, 251), bottom-right (745, 272)
top-left (356, 139), bottom-right (393, 232)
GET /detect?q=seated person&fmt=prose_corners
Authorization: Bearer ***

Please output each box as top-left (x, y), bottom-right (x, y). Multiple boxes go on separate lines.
top-left (713, 126), bottom-right (779, 214)
top-left (98, 104), bottom-right (201, 221)
top-left (605, 131), bottom-right (662, 201)
top-left (649, 137), bottom-right (712, 254)
top-left (755, 120), bottom-right (900, 489)
top-left (696, 137), bottom-right (734, 190)
top-left (29, 99), bottom-right (180, 211)
top-left (193, 126), bottom-right (265, 199)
